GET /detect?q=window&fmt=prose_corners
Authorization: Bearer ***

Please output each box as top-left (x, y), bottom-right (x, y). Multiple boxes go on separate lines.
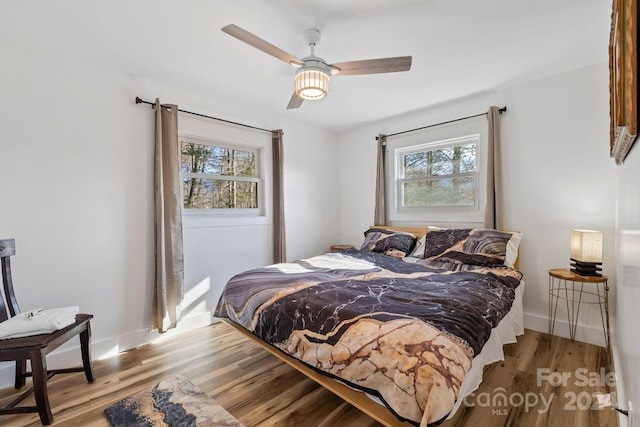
top-left (387, 116), bottom-right (488, 225)
top-left (398, 135), bottom-right (479, 211)
top-left (180, 137), bottom-right (262, 213)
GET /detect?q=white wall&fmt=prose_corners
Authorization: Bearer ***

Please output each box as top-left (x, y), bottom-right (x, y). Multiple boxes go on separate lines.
top-left (339, 62), bottom-right (618, 348)
top-left (0, 39), bottom-right (340, 387)
top-left (614, 144), bottom-right (640, 426)
top-left (498, 63), bottom-right (617, 342)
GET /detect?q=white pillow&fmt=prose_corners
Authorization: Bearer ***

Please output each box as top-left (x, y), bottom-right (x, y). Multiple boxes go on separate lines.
top-left (505, 231), bottom-right (523, 268)
top-left (408, 235), bottom-right (426, 258)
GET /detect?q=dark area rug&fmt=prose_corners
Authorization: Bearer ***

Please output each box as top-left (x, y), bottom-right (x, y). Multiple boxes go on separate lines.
top-left (104, 374), bottom-right (245, 427)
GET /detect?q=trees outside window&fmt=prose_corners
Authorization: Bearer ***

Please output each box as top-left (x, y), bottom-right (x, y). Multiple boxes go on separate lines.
top-left (180, 139), bottom-right (261, 210)
top-left (397, 135), bottom-right (479, 210)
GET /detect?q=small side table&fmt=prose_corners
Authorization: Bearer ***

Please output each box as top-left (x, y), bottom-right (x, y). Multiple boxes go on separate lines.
top-left (331, 244), bottom-right (354, 253)
top-left (548, 268), bottom-right (610, 353)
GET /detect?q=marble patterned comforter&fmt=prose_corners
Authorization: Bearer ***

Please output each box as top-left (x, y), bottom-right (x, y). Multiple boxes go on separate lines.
top-left (215, 250), bottom-right (522, 426)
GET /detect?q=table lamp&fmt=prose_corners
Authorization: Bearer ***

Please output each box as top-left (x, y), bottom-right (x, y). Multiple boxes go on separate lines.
top-left (570, 229), bottom-right (603, 276)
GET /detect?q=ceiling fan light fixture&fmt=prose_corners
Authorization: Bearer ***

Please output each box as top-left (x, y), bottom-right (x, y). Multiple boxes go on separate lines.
top-left (295, 68), bottom-right (329, 100)
top-left (221, 25), bottom-right (412, 109)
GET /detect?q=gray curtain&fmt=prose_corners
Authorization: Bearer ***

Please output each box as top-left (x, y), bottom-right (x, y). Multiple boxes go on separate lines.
top-left (153, 99), bottom-right (184, 333)
top-left (486, 106), bottom-right (504, 230)
top-left (272, 129), bottom-right (286, 263)
top-left (374, 134), bottom-right (387, 226)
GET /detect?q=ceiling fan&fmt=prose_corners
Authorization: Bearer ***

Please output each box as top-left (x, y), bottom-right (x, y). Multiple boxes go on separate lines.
top-left (221, 24), bottom-right (412, 109)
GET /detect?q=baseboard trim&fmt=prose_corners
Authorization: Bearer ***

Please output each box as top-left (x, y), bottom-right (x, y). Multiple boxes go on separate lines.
top-left (610, 342), bottom-right (629, 427)
top-left (523, 311), bottom-right (607, 348)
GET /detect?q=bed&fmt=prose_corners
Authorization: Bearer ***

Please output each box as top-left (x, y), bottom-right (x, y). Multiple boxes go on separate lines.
top-left (215, 227), bottom-right (523, 426)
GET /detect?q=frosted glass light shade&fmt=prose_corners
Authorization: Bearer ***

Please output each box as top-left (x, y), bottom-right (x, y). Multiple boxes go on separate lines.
top-left (570, 229), bottom-right (603, 263)
top-left (295, 68), bottom-right (329, 100)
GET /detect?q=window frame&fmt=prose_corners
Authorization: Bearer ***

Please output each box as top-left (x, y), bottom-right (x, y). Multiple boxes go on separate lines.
top-left (396, 134), bottom-right (480, 213)
top-left (179, 135), bottom-right (265, 216)
top-left (386, 116), bottom-right (488, 225)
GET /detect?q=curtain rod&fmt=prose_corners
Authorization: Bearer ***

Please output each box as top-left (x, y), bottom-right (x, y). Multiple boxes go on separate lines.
top-left (377, 106), bottom-right (507, 140)
top-left (135, 97), bottom-right (272, 133)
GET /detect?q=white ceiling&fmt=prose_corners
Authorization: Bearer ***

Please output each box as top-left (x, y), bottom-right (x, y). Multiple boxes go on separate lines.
top-left (0, 0), bottom-right (611, 133)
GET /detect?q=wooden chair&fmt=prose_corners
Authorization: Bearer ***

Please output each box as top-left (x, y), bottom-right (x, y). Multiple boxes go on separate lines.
top-left (0, 239), bottom-right (95, 425)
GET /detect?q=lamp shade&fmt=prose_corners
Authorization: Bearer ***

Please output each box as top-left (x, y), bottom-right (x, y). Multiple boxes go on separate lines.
top-left (295, 68), bottom-right (329, 100)
top-left (570, 229), bottom-right (603, 263)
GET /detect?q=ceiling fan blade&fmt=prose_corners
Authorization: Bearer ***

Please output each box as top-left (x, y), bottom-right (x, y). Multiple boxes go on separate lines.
top-left (330, 56), bottom-right (412, 76)
top-left (287, 92), bottom-right (304, 109)
top-left (222, 24), bottom-right (304, 67)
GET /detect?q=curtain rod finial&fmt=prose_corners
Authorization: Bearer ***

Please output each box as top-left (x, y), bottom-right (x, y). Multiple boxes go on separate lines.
top-left (499, 106), bottom-right (507, 114)
top-left (135, 97), bottom-right (143, 104)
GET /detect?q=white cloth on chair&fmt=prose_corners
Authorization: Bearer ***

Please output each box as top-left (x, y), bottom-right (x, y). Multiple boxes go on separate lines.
top-left (0, 306), bottom-right (79, 339)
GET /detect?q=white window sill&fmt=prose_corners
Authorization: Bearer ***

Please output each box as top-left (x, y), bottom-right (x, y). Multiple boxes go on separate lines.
top-left (182, 213), bottom-right (270, 229)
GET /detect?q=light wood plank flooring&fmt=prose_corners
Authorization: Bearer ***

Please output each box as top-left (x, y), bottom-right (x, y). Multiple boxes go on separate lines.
top-left (0, 322), bottom-right (617, 426)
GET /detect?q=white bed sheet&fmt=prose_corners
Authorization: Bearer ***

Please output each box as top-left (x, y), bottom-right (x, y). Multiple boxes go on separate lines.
top-left (447, 279), bottom-right (525, 418)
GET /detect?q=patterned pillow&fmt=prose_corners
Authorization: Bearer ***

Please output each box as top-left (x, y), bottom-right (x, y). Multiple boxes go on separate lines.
top-left (360, 228), bottom-right (417, 256)
top-left (424, 228), bottom-right (519, 267)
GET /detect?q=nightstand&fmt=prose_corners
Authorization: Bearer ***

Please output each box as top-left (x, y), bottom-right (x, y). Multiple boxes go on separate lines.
top-left (330, 244), bottom-right (354, 253)
top-left (548, 268), bottom-right (610, 353)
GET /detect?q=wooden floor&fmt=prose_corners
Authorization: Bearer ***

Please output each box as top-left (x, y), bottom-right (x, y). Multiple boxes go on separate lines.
top-left (0, 322), bottom-right (617, 427)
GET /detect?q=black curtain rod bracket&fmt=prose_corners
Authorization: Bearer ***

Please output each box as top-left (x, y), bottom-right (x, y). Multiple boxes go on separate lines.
top-left (376, 106), bottom-right (507, 140)
top-left (134, 96), bottom-right (271, 133)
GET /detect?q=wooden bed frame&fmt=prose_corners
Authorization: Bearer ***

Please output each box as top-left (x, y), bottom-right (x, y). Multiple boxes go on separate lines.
top-left (224, 320), bottom-right (415, 427)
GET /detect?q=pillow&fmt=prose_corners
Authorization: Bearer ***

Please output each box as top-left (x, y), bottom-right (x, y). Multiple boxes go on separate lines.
top-left (408, 234), bottom-right (426, 258)
top-left (504, 232), bottom-right (522, 268)
top-left (406, 226), bottom-right (445, 258)
top-left (423, 228), bottom-right (521, 267)
top-left (360, 228), bottom-right (417, 256)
